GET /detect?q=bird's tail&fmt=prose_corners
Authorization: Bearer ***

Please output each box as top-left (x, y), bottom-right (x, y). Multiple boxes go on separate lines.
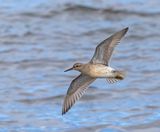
top-left (114, 70), bottom-right (126, 80)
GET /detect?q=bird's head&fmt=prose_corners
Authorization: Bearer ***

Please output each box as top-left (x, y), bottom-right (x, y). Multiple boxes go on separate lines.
top-left (64, 63), bottom-right (83, 72)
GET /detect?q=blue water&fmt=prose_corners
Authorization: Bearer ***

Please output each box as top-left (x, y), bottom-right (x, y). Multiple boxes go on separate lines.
top-left (0, 0), bottom-right (160, 132)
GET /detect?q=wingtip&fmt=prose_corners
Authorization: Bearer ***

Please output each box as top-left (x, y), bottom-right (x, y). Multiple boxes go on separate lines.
top-left (62, 111), bottom-right (65, 115)
top-left (62, 108), bottom-right (66, 115)
top-left (62, 107), bottom-right (70, 115)
top-left (119, 27), bottom-right (129, 36)
top-left (124, 27), bottom-right (129, 32)
top-left (62, 104), bottom-right (67, 115)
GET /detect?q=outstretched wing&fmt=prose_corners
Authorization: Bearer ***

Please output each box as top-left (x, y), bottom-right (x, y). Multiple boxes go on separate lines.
top-left (90, 27), bottom-right (128, 65)
top-left (62, 74), bottom-right (96, 115)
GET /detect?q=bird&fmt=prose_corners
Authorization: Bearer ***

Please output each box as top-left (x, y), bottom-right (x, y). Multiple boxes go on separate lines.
top-left (62, 27), bottom-right (129, 115)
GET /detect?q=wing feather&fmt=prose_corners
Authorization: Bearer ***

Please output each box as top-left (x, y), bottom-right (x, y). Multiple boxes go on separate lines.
top-left (90, 27), bottom-right (128, 65)
top-left (62, 74), bottom-right (96, 115)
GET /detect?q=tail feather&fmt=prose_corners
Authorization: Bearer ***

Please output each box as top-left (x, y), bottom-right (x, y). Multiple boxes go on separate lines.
top-left (115, 70), bottom-right (126, 80)
top-left (106, 78), bottom-right (119, 84)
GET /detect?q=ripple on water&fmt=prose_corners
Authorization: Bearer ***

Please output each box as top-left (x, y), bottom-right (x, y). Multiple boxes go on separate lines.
top-left (0, 0), bottom-right (160, 131)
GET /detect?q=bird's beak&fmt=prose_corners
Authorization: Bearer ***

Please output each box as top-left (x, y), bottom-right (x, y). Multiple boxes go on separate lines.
top-left (64, 67), bottom-right (73, 72)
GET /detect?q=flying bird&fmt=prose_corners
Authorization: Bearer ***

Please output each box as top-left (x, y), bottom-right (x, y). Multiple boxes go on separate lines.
top-left (62, 27), bottom-right (129, 115)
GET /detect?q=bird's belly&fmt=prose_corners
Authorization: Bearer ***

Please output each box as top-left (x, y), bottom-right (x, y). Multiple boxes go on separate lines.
top-left (84, 65), bottom-right (114, 78)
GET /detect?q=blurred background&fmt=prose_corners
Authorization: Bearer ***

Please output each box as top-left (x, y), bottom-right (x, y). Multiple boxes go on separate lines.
top-left (0, 0), bottom-right (160, 132)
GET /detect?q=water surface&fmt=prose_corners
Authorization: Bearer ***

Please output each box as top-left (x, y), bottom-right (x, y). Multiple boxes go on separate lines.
top-left (0, 0), bottom-right (160, 132)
